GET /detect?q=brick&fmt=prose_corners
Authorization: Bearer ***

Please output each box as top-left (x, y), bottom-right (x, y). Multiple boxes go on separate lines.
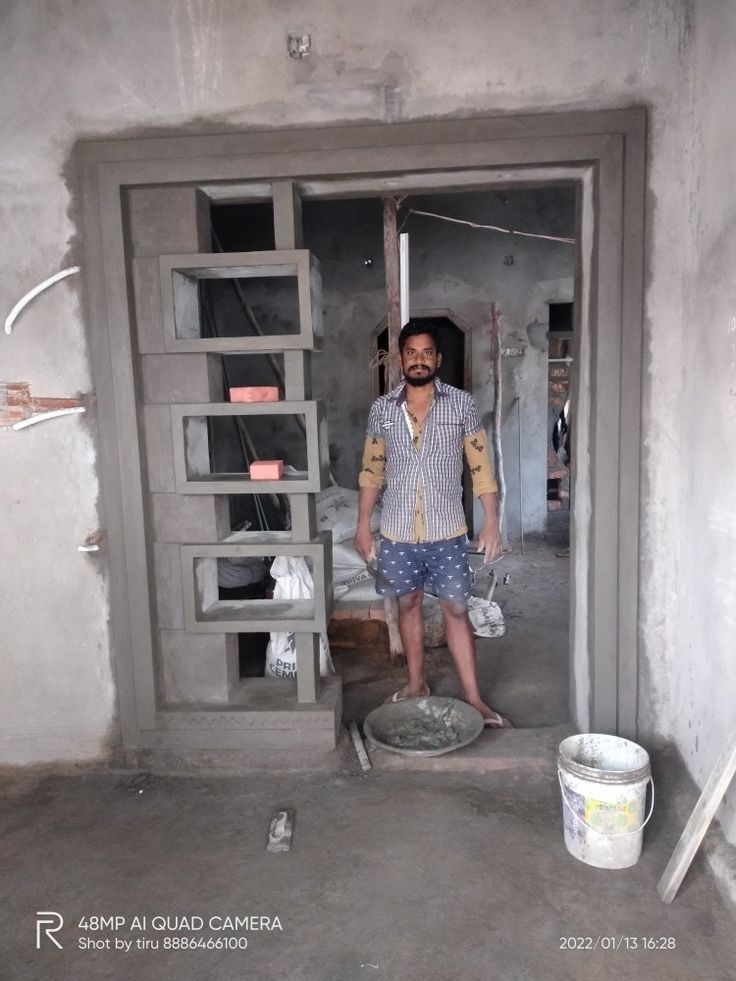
top-left (229, 386), bottom-right (280, 403)
top-left (249, 460), bottom-right (284, 480)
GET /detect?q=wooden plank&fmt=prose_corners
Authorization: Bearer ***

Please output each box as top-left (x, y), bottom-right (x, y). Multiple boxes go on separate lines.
top-left (489, 303), bottom-right (507, 539)
top-left (383, 196), bottom-right (402, 390)
top-left (350, 722), bottom-right (372, 772)
top-left (658, 729), bottom-right (736, 904)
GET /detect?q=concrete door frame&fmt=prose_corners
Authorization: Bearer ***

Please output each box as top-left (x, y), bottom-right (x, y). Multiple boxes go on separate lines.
top-left (76, 108), bottom-right (646, 746)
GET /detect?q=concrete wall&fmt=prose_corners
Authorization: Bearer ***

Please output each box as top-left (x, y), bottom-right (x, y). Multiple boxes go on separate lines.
top-left (668, 0), bottom-right (736, 860)
top-left (0, 0), bottom-right (726, 848)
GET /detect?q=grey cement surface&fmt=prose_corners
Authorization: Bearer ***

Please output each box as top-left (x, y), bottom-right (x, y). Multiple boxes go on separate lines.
top-left (2, 752), bottom-right (734, 981)
top-left (336, 539), bottom-right (569, 730)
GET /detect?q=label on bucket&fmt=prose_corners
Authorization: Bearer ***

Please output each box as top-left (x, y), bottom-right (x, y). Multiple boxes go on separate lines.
top-left (563, 788), bottom-right (586, 841)
top-left (584, 798), bottom-right (639, 834)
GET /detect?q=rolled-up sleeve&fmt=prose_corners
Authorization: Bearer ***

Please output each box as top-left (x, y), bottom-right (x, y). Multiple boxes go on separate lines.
top-left (462, 393), bottom-right (483, 438)
top-left (464, 429), bottom-right (498, 496)
top-left (359, 435), bottom-right (386, 489)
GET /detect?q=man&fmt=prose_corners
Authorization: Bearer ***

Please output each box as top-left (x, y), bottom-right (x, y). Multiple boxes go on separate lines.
top-left (354, 322), bottom-right (512, 728)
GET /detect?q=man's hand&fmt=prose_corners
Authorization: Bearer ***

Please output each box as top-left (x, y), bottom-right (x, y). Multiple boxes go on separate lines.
top-left (353, 525), bottom-right (378, 564)
top-left (477, 521), bottom-right (502, 565)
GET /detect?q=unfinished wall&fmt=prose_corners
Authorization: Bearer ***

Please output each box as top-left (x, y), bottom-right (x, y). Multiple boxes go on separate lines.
top-left (669, 0), bottom-right (736, 854)
top-left (0, 0), bottom-right (700, 778)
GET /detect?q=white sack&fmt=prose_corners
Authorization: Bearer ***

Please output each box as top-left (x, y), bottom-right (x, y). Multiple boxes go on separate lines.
top-left (467, 597), bottom-right (506, 638)
top-left (265, 556), bottom-right (333, 679)
top-left (316, 486), bottom-right (381, 544)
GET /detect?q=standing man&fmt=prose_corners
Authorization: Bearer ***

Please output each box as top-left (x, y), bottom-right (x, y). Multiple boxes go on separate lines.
top-left (354, 323), bottom-right (512, 728)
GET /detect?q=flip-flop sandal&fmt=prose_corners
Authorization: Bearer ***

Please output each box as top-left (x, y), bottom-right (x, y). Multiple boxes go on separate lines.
top-left (483, 710), bottom-right (513, 729)
top-left (386, 685), bottom-right (431, 703)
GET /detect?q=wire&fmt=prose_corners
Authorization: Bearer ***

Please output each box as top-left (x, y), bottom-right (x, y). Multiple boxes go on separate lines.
top-left (401, 207), bottom-right (575, 245)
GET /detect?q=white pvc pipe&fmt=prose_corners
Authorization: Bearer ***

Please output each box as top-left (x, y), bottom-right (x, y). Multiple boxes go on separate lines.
top-left (12, 406), bottom-right (86, 430)
top-left (4, 266), bottom-right (80, 335)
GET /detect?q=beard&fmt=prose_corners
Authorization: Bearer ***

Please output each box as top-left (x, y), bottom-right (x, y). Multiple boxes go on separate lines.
top-left (404, 366), bottom-right (437, 387)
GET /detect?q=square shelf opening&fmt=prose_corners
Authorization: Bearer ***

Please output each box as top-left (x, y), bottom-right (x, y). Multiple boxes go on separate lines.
top-left (181, 535), bottom-right (332, 633)
top-left (159, 250), bottom-right (322, 353)
top-left (172, 401), bottom-right (328, 494)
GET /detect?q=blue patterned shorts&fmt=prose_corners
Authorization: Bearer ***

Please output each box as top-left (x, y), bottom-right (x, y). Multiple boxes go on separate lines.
top-left (375, 535), bottom-right (472, 601)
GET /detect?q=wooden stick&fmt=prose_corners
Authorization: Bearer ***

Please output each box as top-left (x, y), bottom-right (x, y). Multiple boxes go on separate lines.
top-left (349, 722), bottom-right (372, 772)
top-left (657, 728), bottom-right (736, 904)
top-left (489, 303), bottom-right (507, 541)
top-left (383, 196), bottom-right (402, 391)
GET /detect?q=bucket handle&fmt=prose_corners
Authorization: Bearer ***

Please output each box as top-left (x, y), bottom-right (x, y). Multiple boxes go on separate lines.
top-left (557, 770), bottom-right (655, 837)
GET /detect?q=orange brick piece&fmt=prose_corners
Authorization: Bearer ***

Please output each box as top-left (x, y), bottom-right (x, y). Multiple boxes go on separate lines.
top-left (230, 387), bottom-right (280, 403)
top-left (249, 460), bottom-right (284, 480)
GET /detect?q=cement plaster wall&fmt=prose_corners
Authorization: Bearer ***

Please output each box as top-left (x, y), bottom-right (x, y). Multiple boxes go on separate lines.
top-left (0, 0), bottom-right (723, 835)
top-left (669, 0), bottom-right (736, 857)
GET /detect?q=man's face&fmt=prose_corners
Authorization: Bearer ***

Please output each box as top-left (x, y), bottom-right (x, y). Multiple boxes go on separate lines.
top-left (400, 333), bottom-right (442, 387)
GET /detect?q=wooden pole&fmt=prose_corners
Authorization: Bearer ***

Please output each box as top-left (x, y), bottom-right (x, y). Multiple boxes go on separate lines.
top-left (658, 729), bottom-right (736, 904)
top-left (489, 303), bottom-right (507, 542)
top-left (383, 196), bottom-right (402, 390)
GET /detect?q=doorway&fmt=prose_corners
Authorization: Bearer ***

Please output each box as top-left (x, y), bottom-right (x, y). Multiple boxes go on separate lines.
top-left (77, 108), bottom-right (646, 756)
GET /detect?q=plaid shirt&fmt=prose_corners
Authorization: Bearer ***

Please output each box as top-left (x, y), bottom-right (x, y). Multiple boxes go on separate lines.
top-left (365, 379), bottom-right (486, 542)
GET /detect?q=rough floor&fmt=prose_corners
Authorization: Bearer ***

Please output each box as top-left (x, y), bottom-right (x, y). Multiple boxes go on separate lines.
top-left (2, 748), bottom-right (734, 981)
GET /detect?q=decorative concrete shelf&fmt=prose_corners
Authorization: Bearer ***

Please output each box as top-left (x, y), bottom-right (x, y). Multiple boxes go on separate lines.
top-left (170, 400), bottom-right (329, 495)
top-left (159, 249), bottom-right (323, 353)
top-left (181, 533), bottom-right (333, 633)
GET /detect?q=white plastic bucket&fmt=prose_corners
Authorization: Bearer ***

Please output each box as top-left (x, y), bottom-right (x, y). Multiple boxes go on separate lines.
top-left (558, 733), bottom-right (654, 870)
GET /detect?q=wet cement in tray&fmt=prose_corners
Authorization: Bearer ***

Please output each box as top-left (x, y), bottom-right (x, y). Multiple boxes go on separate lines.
top-left (390, 717), bottom-right (462, 750)
top-left (369, 698), bottom-right (482, 753)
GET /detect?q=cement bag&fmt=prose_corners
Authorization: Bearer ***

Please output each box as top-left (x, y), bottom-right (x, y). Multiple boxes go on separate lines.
top-left (265, 556), bottom-right (333, 678)
top-left (317, 486), bottom-right (381, 543)
top-left (467, 597), bottom-right (506, 638)
top-left (332, 540), bottom-right (369, 586)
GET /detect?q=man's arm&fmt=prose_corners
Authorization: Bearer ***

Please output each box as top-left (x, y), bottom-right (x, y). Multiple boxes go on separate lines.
top-left (354, 486), bottom-right (381, 562)
top-left (354, 435), bottom-right (385, 563)
top-left (463, 428), bottom-right (501, 563)
top-left (477, 491), bottom-right (502, 564)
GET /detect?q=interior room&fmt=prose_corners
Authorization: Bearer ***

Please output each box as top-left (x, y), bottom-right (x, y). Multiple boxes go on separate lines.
top-left (207, 186), bottom-right (576, 726)
top-left (2, 3), bottom-right (735, 978)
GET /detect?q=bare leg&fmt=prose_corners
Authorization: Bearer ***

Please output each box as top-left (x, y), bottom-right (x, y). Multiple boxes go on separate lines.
top-left (440, 597), bottom-right (508, 724)
top-left (393, 589), bottom-right (429, 696)
top-left (383, 596), bottom-right (404, 665)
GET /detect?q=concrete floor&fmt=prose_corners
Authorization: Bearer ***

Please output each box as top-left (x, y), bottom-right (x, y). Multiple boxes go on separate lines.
top-left (2, 751), bottom-right (735, 981)
top-left (4, 538), bottom-right (733, 979)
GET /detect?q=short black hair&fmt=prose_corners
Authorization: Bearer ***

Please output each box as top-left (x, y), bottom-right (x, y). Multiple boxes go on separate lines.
top-left (398, 321), bottom-right (441, 354)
